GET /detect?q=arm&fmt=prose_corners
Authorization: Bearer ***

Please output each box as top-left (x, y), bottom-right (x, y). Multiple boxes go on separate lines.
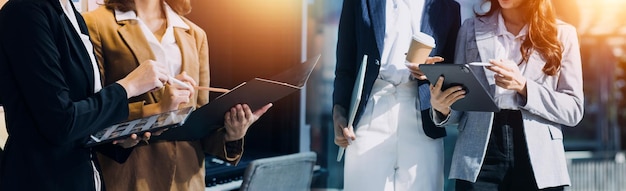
top-left (430, 18), bottom-right (474, 128)
top-left (441, 0), bottom-right (461, 62)
top-left (193, 28), bottom-right (244, 162)
top-left (83, 12), bottom-right (164, 120)
top-left (333, 0), bottom-right (358, 111)
top-left (0, 3), bottom-right (129, 146)
top-left (518, 25), bottom-right (584, 126)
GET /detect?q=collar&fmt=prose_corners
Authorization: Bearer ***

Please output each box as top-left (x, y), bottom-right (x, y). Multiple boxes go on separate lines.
top-left (114, 3), bottom-right (189, 30)
top-left (496, 12), bottom-right (528, 38)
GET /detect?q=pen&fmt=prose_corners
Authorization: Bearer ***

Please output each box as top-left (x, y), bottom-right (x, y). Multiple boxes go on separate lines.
top-left (168, 77), bottom-right (230, 93)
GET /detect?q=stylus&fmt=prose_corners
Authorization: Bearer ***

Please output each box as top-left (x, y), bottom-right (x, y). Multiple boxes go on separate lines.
top-left (168, 77), bottom-right (193, 89)
top-left (168, 77), bottom-right (230, 93)
top-left (468, 62), bottom-right (493, 66)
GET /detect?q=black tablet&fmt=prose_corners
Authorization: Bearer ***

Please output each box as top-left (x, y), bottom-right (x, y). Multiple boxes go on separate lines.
top-left (85, 106), bottom-right (195, 147)
top-left (419, 64), bottom-right (499, 112)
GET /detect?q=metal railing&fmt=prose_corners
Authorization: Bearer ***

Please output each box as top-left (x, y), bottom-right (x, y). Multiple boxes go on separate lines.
top-left (567, 152), bottom-right (626, 191)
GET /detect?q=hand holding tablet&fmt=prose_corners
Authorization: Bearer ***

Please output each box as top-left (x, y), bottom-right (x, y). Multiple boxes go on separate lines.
top-left (420, 64), bottom-right (499, 112)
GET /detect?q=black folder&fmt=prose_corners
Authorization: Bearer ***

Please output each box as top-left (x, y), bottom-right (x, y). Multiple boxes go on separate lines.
top-left (152, 54), bottom-right (321, 141)
top-left (419, 64), bottom-right (499, 112)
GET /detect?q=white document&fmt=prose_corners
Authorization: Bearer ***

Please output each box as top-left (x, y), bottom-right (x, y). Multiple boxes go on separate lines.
top-left (337, 54), bottom-right (368, 162)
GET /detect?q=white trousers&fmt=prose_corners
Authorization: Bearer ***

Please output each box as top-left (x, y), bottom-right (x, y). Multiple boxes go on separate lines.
top-left (344, 79), bottom-right (444, 191)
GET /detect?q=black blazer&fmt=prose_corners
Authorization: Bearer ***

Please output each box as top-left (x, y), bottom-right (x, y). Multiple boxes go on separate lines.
top-left (333, 0), bottom-right (460, 138)
top-left (0, 0), bottom-right (131, 190)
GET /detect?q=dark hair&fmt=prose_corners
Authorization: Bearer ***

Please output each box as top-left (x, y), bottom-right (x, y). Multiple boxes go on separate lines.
top-left (484, 0), bottom-right (562, 76)
top-left (103, 0), bottom-right (191, 16)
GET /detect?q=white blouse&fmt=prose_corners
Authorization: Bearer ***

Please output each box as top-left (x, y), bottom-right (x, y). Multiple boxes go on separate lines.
top-left (115, 3), bottom-right (190, 77)
top-left (486, 13), bottom-right (529, 110)
top-left (379, 0), bottom-right (425, 85)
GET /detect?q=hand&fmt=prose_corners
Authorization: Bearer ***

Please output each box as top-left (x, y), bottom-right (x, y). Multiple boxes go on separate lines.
top-left (172, 71), bottom-right (197, 98)
top-left (156, 84), bottom-right (192, 113)
top-left (430, 76), bottom-right (465, 116)
top-left (112, 132), bottom-right (151, 148)
top-left (332, 105), bottom-right (355, 147)
top-left (487, 59), bottom-right (528, 97)
top-left (223, 103), bottom-right (273, 141)
top-left (405, 56), bottom-right (444, 80)
top-left (116, 60), bottom-right (169, 98)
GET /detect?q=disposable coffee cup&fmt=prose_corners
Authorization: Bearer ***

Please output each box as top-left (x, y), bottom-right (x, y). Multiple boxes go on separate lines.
top-left (406, 32), bottom-right (436, 64)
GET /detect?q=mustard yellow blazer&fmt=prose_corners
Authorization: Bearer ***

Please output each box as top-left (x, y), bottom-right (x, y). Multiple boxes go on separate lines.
top-left (83, 6), bottom-right (240, 191)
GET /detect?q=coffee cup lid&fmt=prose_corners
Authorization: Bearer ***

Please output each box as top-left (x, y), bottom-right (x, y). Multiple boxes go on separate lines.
top-left (413, 32), bottom-right (436, 48)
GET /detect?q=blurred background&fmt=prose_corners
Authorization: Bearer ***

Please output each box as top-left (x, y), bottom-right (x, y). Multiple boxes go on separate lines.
top-left (2, 0), bottom-right (626, 190)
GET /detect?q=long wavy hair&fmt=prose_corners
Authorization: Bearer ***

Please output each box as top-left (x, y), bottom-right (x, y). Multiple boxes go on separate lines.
top-left (484, 0), bottom-right (562, 76)
top-left (104, 0), bottom-right (192, 16)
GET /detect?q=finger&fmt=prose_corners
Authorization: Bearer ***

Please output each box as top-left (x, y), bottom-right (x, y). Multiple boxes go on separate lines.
top-left (242, 104), bottom-right (253, 120)
top-left (444, 88), bottom-right (466, 102)
top-left (177, 89), bottom-right (191, 97)
top-left (178, 71), bottom-right (198, 87)
top-left (156, 73), bottom-right (169, 88)
top-left (174, 93), bottom-right (190, 105)
top-left (343, 127), bottom-right (356, 141)
top-left (236, 104), bottom-right (245, 120)
top-left (433, 76), bottom-right (444, 92)
top-left (432, 56), bottom-right (444, 62)
top-left (224, 112), bottom-right (232, 124)
top-left (253, 103), bottom-right (273, 116)
top-left (405, 63), bottom-right (418, 70)
top-left (129, 133), bottom-right (138, 140)
top-left (229, 107), bottom-right (237, 123)
top-left (425, 56), bottom-right (444, 64)
top-left (230, 107), bottom-right (238, 123)
top-left (142, 132), bottom-right (152, 140)
top-left (488, 59), bottom-right (503, 67)
top-left (442, 85), bottom-right (464, 97)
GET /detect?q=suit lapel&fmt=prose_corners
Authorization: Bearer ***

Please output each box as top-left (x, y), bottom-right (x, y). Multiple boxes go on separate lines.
top-left (117, 20), bottom-right (155, 64)
top-left (368, 0), bottom-right (385, 57)
top-left (474, 13), bottom-right (500, 95)
top-left (58, 1), bottom-right (94, 93)
top-left (474, 13), bottom-right (498, 62)
top-left (173, 27), bottom-right (194, 77)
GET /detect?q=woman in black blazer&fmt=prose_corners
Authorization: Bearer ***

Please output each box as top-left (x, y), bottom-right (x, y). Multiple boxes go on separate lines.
top-left (0, 0), bottom-right (171, 190)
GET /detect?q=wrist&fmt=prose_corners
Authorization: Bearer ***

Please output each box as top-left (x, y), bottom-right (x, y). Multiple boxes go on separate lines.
top-left (224, 132), bottom-right (242, 142)
top-left (223, 126), bottom-right (242, 142)
top-left (435, 107), bottom-right (450, 117)
top-left (116, 80), bottom-right (134, 99)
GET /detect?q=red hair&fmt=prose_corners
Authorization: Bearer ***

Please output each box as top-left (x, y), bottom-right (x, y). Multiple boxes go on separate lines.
top-left (485, 0), bottom-right (562, 76)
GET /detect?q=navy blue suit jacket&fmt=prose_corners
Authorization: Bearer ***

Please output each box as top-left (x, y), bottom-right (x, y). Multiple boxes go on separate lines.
top-left (334, 0), bottom-right (460, 138)
top-left (0, 0), bottom-right (133, 190)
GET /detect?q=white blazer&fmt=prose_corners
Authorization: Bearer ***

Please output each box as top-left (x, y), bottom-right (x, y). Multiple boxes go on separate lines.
top-left (434, 11), bottom-right (584, 189)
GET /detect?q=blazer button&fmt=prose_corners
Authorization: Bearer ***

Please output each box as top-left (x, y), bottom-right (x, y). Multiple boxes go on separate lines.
top-left (375, 60), bottom-right (380, 65)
